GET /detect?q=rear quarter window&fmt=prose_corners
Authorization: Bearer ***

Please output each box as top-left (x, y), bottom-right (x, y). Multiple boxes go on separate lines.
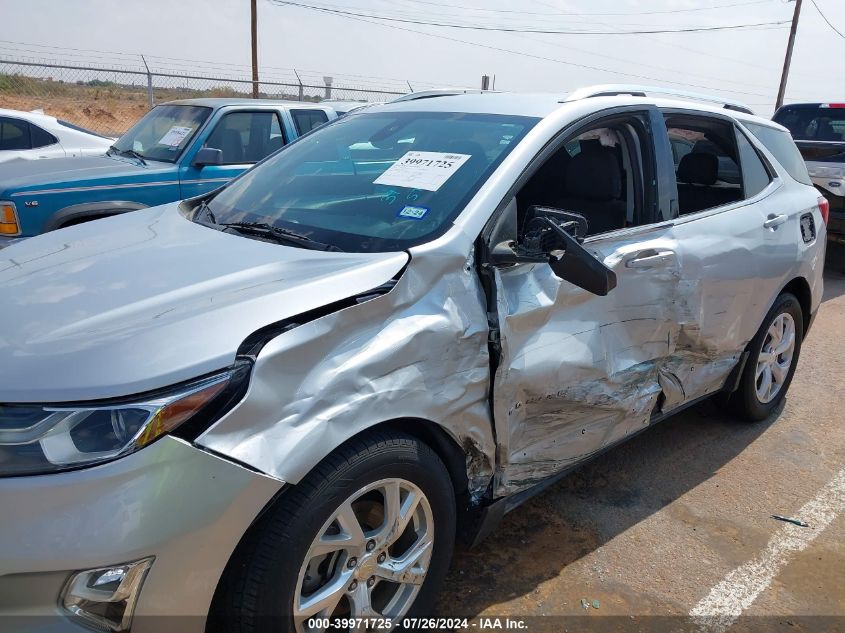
top-left (58, 119), bottom-right (112, 139)
top-left (743, 122), bottom-right (813, 186)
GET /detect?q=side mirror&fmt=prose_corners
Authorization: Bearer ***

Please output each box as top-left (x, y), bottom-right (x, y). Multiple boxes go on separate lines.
top-left (522, 207), bottom-right (617, 296)
top-left (192, 147), bottom-right (223, 167)
top-left (546, 220), bottom-right (617, 296)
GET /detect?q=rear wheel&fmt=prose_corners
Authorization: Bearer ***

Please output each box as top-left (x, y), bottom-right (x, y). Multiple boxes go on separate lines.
top-left (210, 432), bottom-right (456, 633)
top-left (732, 292), bottom-right (803, 421)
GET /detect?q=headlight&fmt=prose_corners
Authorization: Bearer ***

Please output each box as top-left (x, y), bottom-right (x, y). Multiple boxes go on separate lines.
top-left (0, 363), bottom-right (250, 476)
top-left (807, 165), bottom-right (845, 179)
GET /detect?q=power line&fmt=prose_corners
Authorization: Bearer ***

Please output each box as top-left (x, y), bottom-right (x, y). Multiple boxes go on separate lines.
top-left (269, 1), bottom-right (790, 34)
top-left (0, 39), bottom-right (462, 91)
top-left (272, 0), bottom-right (752, 29)
top-left (502, 31), bottom-right (794, 97)
top-left (317, 0), bottom-right (776, 28)
top-left (526, 0), bottom-right (793, 76)
top-left (808, 0), bottom-right (845, 38)
top-left (525, 0), bottom-right (836, 97)
top-left (389, 0), bottom-right (776, 17)
top-left (502, 1), bottom-right (791, 94)
top-left (267, 0), bottom-right (785, 101)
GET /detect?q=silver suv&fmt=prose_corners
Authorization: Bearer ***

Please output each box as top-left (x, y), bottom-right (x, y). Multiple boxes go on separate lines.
top-left (0, 85), bottom-right (826, 633)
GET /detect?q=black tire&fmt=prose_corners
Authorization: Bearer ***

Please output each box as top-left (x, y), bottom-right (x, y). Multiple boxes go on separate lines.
top-left (209, 431), bottom-right (456, 633)
top-left (732, 292), bottom-right (803, 421)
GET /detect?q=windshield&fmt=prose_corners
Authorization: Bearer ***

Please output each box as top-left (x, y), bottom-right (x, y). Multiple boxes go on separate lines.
top-left (111, 104), bottom-right (211, 162)
top-left (774, 106), bottom-right (845, 142)
top-left (206, 111), bottom-right (537, 252)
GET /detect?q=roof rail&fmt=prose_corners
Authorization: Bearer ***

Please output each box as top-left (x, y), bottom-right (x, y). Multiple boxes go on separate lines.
top-left (562, 84), bottom-right (754, 115)
top-left (390, 88), bottom-right (496, 103)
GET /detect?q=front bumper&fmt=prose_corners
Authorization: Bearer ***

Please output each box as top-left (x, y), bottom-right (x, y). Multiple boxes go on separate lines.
top-left (0, 437), bottom-right (283, 633)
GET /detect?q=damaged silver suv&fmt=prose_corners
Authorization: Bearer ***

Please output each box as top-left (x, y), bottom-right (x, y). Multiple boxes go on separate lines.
top-left (0, 85), bottom-right (826, 633)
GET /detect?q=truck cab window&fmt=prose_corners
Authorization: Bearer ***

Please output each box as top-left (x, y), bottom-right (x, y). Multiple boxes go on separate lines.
top-left (291, 109), bottom-right (329, 135)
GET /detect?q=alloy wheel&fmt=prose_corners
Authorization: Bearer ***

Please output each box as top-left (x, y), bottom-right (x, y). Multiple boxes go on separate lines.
top-left (755, 312), bottom-right (796, 404)
top-left (294, 478), bottom-right (434, 632)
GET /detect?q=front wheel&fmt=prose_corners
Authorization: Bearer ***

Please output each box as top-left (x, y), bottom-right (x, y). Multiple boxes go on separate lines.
top-left (210, 432), bottom-right (456, 633)
top-left (732, 292), bottom-right (803, 421)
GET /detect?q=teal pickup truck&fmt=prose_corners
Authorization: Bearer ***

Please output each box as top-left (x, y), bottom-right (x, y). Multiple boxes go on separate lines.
top-left (0, 98), bottom-right (338, 246)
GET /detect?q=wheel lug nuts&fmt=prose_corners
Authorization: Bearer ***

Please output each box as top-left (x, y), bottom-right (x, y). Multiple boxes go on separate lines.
top-left (366, 540), bottom-right (376, 552)
top-left (367, 576), bottom-right (376, 587)
top-left (347, 557), bottom-right (357, 569)
top-left (348, 580), bottom-right (358, 591)
top-left (377, 553), bottom-right (386, 563)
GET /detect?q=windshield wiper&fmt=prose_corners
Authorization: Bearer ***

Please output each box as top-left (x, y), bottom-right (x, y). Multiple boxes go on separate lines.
top-left (221, 221), bottom-right (343, 252)
top-left (193, 200), bottom-right (217, 225)
top-left (107, 145), bottom-right (147, 165)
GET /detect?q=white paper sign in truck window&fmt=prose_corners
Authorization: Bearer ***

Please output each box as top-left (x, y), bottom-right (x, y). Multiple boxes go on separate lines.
top-left (157, 126), bottom-right (193, 148)
top-left (373, 151), bottom-right (472, 192)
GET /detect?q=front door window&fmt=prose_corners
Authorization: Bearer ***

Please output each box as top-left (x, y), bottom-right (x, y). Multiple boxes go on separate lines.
top-left (204, 111), bottom-right (285, 165)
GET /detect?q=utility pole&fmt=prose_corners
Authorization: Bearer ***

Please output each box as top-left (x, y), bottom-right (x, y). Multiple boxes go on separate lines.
top-left (775, 0), bottom-right (802, 111)
top-left (251, 0), bottom-right (259, 98)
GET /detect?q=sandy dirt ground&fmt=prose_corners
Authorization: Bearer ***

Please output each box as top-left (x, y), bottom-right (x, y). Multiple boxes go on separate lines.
top-left (0, 93), bottom-right (148, 137)
top-left (436, 250), bottom-right (845, 631)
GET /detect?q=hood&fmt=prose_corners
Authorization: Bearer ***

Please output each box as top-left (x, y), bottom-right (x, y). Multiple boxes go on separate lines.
top-left (0, 204), bottom-right (408, 402)
top-left (0, 154), bottom-right (171, 194)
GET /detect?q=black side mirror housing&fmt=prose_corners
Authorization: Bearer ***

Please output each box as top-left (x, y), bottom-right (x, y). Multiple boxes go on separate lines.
top-left (192, 147), bottom-right (223, 168)
top-left (515, 206), bottom-right (616, 296)
top-left (546, 220), bottom-right (617, 296)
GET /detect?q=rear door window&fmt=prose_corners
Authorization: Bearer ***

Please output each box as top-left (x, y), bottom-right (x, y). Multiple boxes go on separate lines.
top-left (291, 109), bottom-right (329, 135)
top-left (0, 117), bottom-right (31, 150)
top-left (744, 122), bottom-right (813, 186)
top-left (663, 113), bottom-right (744, 215)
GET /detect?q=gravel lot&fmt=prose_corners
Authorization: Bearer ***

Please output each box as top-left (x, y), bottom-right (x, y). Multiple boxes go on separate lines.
top-left (436, 250), bottom-right (845, 631)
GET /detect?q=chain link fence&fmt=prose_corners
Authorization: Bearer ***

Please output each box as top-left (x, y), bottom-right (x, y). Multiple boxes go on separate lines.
top-left (0, 59), bottom-right (406, 137)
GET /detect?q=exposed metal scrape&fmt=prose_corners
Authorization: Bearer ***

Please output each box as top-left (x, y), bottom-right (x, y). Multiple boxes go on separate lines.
top-left (462, 437), bottom-right (493, 504)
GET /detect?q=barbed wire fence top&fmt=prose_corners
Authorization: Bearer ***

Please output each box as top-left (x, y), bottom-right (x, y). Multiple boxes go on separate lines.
top-left (0, 58), bottom-right (412, 137)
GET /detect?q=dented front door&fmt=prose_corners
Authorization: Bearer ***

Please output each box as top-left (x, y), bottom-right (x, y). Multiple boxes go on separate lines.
top-left (491, 226), bottom-right (683, 496)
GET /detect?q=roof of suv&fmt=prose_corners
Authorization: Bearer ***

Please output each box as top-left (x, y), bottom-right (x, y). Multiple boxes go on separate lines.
top-left (373, 91), bottom-right (784, 131)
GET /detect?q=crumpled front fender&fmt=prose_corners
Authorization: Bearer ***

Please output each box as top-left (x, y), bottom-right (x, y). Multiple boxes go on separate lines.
top-left (196, 229), bottom-right (497, 501)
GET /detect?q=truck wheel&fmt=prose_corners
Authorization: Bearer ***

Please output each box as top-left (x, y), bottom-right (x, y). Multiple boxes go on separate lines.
top-left (733, 293), bottom-right (803, 421)
top-left (210, 431), bottom-right (456, 633)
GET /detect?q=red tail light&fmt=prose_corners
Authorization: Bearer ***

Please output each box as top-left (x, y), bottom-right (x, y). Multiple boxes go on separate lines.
top-left (818, 196), bottom-right (830, 225)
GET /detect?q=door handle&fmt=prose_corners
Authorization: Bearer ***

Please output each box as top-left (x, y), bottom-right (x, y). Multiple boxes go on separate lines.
top-left (764, 213), bottom-right (788, 229)
top-left (625, 249), bottom-right (676, 269)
